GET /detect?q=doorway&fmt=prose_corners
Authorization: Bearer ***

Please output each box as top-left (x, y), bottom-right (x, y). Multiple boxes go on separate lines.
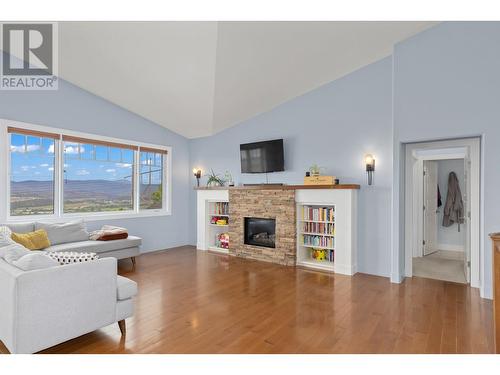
top-left (404, 138), bottom-right (480, 289)
top-left (413, 159), bottom-right (468, 283)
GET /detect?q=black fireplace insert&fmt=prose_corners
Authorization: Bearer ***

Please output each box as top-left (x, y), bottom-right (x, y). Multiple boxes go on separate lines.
top-left (244, 217), bottom-right (276, 248)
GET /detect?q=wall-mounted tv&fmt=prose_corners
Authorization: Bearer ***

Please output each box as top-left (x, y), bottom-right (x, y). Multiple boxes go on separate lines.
top-left (240, 139), bottom-right (284, 173)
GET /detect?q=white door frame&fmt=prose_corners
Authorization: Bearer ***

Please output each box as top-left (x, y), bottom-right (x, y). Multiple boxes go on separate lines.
top-left (404, 138), bottom-right (480, 290)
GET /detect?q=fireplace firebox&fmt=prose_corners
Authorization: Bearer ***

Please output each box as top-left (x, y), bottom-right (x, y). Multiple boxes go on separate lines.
top-left (244, 217), bottom-right (276, 248)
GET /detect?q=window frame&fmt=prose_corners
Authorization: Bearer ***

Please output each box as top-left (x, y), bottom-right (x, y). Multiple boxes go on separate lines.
top-left (1, 120), bottom-right (172, 223)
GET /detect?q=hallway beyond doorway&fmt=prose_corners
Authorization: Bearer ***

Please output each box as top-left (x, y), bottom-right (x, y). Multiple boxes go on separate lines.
top-left (413, 250), bottom-right (466, 284)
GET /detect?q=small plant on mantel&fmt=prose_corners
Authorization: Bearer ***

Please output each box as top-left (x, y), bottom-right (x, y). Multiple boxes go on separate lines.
top-left (206, 169), bottom-right (225, 187)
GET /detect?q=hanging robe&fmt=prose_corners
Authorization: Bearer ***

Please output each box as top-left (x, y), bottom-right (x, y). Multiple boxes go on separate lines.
top-left (442, 171), bottom-right (464, 230)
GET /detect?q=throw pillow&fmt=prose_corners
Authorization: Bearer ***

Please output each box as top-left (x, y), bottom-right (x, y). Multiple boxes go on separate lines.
top-left (35, 220), bottom-right (89, 245)
top-left (11, 229), bottom-right (51, 250)
top-left (6, 222), bottom-right (35, 234)
top-left (45, 252), bottom-right (99, 265)
top-left (2, 243), bottom-right (31, 264)
top-left (0, 226), bottom-right (14, 248)
top-left (12, 252), bottom-right (59, 271)
top-left (98, 233), bottom-right (129, 241)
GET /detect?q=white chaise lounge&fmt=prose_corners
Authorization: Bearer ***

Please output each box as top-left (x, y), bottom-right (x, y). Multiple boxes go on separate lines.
top-left (0, 256), bottom-right (137, 354)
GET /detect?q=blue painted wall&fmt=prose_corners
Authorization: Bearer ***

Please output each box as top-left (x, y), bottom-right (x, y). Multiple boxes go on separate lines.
top-left (2, 22), bottom-right (499, 295)
top-left (0, 78), bottom-right (191, 252)
top-left (190, 57), bottom-right (394, 277)
top-left (393, 22), bottom-right (500, 297)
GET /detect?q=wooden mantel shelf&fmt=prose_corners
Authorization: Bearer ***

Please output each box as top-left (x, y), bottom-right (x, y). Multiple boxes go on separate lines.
top-left (194, 184), bottom-right (360, 190)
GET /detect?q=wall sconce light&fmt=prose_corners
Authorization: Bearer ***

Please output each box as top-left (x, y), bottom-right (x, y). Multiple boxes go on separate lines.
top-left (365, 154), bottom-right (375, 185)
top-left (193, 168), bottom-right (202, 187)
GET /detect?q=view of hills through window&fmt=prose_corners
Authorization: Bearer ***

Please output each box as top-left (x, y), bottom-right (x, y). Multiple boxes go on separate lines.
top-left (10, 134), bottom-right (55, 216)
top-left (10, 132), bottom-right (165, 216)
top-left (63, 142), bottom-right (134, 213)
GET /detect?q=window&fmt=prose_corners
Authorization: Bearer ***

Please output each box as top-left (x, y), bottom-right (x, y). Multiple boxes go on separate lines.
top-left (139, 149), bottom-right (165, 210)
top-left (9, 129), bottom-right (57, 216)
top-left (6, 125), bottom-right (170, 219)
top-left (62, 138), bottom-right (136, 213)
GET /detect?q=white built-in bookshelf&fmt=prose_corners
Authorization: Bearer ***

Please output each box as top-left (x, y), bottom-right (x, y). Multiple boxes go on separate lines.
top-left (297, 204), bottom-right (335, 271)
top-left (295, 189), bottom-right (357, 275)
top-left (206, 200), bottom-right (230, 254)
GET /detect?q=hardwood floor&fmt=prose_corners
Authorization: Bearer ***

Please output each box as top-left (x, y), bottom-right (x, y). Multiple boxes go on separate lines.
top-left (0, 246), bottom-right (494, 354)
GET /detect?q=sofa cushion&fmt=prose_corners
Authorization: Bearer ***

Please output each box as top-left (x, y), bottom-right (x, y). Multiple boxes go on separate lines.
top-left (35, 220), bottom-right (89, 245)
top-left (116, 275), bottom-right (138, 301)
top-left (11, 229), bottom-right (50, 250)
top-left (44, 236), bottom-right (142, 254)
top-left (1, 243), bottom-right (31, 264)
top-left (4, 222), bottom-right (35, 234)
top-left (0, 226), bottom-right (14, 247)
top-left (12, 252), bottom-right (59, 271)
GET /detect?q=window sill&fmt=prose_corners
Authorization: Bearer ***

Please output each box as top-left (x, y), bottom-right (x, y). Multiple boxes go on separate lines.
top-left (5, 210), bottom-right (171, 224)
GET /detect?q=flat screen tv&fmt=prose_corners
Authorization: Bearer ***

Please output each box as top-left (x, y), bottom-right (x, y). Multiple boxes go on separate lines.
top-left (240, 139), bottom-right (284, 173)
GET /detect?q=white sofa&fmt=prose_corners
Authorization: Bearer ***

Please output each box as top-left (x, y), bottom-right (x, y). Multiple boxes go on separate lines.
top-left (0, 256), bottom-right (137, 354)
top-left (4, 222), bottom-right (142, 264)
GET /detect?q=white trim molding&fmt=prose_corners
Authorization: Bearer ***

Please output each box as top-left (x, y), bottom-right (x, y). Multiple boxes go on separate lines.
top-left (404, 138), bottom-right (483, 296)
top-left (0, 119), bottom-right (173, 223)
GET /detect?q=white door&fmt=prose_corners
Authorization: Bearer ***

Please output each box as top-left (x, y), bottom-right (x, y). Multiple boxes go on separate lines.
top-left (423, 161), bottom-right (438, 256)
top-left (463, 157), bottom-right (471, 283)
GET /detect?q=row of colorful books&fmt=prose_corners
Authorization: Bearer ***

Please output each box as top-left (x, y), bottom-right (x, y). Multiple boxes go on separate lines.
top-left (302, 222), bottom-right (335, 235)
top-left (212, 201), bottom-right (229, 215)
top-left (301, 206), bottom-right (334, 222)
top-left (302, 234), bottom-right (334, 248)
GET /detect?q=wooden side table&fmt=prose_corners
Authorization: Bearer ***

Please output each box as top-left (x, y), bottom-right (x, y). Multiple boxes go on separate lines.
top-left (490, 233), bottom-right (500, 353)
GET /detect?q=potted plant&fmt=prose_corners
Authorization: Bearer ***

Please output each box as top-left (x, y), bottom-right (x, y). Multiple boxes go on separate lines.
top-left (206, 169), bottom-right (225, 187)
top-left (309, 164), bottom-right (324, 177)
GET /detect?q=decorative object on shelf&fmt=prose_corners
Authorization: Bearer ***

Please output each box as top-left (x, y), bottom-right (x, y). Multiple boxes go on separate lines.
top-left (304, 175), bottom-right (336, 185)
top-left (309, 164), bottom-right (323, 176)
top-left (206, 169), bottom-right (225, 187)
top-left (193, 168), bottom-right (202, 187)
top-left (312, 248), bottom-right (327, 261)
top-left (365, 154), bottom-right (375, 185)
top-left (335, 178), bottom-right (340, 184)
top-left (216, 232), bottom-right (230, 249)
top-left (305, 171), bottom-right (310, 177)
top-left (210, 216), bottom-right (229, 225)
top-left (224, 170), bottom-right (234, 186)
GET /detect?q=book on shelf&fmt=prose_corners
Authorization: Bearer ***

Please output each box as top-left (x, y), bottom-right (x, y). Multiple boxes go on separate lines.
top-left (302, 234), bottom-right (334, 248)
top-left (213, 202), bottom-right (229, 215)
top-left (302, 221), bottom-right (335, 235)
top-left (301, 206), bottom-right (334, 222)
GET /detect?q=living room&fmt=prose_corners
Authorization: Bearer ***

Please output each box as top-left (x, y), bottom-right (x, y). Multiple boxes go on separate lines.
top-left (1, 1), bottom-right (500, 373)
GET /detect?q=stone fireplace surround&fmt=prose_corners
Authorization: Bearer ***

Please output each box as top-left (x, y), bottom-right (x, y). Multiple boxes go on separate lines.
top-left (229, 189), bottom-right (296, 266)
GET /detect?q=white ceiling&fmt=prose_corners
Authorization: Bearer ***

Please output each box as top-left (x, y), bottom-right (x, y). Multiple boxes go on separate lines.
top-left (55, 22), bottom-right (436, 138)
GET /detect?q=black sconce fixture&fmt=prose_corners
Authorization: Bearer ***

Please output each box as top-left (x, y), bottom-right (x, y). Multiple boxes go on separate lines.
top-left (365, 154), bottom-right (375, 185)
top-left (192, 168), bottom-right (202, 187)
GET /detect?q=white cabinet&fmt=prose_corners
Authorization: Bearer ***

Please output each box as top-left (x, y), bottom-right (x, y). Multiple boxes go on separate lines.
top-left (196, 189), bottom-right (230, 254)
top-left (295, 189), bottom-right (357, 275)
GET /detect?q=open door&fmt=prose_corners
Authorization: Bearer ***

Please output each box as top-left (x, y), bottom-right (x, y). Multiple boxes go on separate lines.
top-left (463, 157), bottom-right (471, 283)
top-left (423, 161), bottom-right (438, 256)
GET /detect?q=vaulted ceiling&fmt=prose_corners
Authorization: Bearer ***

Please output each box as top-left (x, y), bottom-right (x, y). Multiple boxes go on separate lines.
top-left (55, 22), bottom-right (435, 138)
